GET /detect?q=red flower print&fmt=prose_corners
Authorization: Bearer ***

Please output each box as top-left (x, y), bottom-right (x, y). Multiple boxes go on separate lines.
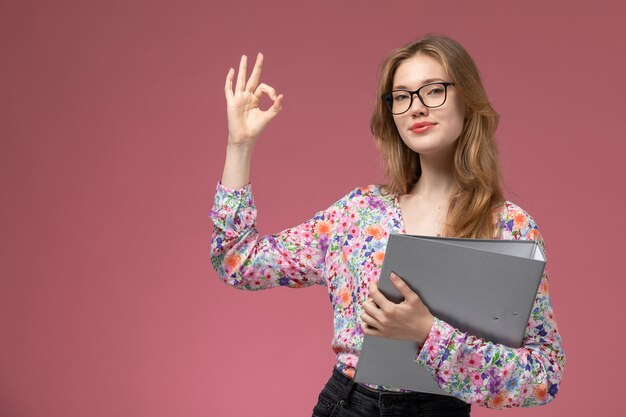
top-left (470, 371), bottom-right (483, 387)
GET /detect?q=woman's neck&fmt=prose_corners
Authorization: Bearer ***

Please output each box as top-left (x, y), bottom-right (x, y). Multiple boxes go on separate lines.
top-left (410, 149), bottom-right (456, 200)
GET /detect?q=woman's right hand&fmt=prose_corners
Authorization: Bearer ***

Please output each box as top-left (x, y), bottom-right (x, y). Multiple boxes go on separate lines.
top-left (224, 53), bottom-right (283, 147)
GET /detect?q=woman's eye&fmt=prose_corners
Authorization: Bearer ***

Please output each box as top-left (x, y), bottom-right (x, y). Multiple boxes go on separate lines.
top-left (394, 94), bottom-right (410, 101)
top-left (428, 88), bottom-right (444, 95)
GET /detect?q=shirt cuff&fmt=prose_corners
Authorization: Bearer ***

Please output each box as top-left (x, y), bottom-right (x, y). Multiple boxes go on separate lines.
top-left (415, 317), bottom-right (456, 370)
top-left (209, 180), bottom-right (255, 232)
top-left (215, 180), bottom-right (252, 207)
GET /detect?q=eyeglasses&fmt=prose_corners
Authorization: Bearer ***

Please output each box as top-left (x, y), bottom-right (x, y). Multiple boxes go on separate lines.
top-left (382, 82), bottom-right (455, 115)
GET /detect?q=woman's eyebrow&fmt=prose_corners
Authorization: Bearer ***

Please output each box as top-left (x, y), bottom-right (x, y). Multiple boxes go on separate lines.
top-left (393, 78), bottom-right (445, 90)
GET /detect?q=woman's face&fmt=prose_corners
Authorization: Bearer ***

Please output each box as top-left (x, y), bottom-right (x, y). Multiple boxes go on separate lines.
top-left (391, 53), bottom-right (467, 157)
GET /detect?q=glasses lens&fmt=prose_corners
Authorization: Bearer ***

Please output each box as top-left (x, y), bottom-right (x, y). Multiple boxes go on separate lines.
top-left (420, 83), bottom-right (447, 108)
top-left (390, 91), bottom-right (412, 114)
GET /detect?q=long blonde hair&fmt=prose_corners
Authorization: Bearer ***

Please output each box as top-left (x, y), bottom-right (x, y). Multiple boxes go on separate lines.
top-left (371, 34), bottom-right (504, 238)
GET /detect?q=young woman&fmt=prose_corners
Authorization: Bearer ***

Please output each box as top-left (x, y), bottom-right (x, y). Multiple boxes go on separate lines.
top-left (210, 34), bottom-right (565, 416)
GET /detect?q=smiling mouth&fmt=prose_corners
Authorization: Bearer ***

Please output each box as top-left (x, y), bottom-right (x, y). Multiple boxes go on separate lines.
top-left (410, 124), bottom-right (436, 133)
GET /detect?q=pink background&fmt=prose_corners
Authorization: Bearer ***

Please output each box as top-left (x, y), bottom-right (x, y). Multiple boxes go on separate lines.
top-left (1, 1), bottom-right (624, 416)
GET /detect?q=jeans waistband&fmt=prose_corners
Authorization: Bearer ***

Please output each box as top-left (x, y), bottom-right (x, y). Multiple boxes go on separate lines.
top-left (332, 367), bottom-right (404, 399)
top-left (322, 367), bottom-right (471, 415)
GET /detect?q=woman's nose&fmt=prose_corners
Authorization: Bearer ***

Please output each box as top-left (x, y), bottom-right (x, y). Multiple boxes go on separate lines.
top-left (409, 93), bottom-right (429, 116)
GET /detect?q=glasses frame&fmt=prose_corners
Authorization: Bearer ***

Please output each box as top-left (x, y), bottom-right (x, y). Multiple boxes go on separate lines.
top-left (382, 82), bottom-right (455, 115)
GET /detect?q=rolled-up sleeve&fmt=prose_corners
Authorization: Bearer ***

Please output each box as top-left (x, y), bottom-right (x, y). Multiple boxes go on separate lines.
top-left (209, 181), bottom-right (348, 290)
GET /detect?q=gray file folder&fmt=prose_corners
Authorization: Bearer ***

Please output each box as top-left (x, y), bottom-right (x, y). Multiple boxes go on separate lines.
top-left (354, 234), bottom-right (546, 395)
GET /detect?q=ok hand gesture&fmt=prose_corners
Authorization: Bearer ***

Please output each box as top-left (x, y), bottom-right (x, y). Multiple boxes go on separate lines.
top-left (225, 53), bottom-right (284, 147)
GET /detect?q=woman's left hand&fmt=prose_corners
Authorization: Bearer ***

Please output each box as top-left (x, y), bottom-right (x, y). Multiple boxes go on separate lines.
top-left (360, 272), bottom-right (435, 343)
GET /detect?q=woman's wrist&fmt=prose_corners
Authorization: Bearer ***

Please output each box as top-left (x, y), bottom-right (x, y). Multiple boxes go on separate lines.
top-left (417, 314), bottom-right (436, 344)
top-left (221, 141), bottom-right (254, 190)
top-left (226, 140), bottom-right (255, 154)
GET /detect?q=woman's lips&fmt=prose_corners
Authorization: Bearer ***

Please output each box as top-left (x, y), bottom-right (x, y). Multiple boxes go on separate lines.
top-left (410, 123), bottom-right (436, 133)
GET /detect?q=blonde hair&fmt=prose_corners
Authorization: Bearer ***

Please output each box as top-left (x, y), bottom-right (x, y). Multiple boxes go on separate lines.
top-left (371, 34), bottom-right (504, 238)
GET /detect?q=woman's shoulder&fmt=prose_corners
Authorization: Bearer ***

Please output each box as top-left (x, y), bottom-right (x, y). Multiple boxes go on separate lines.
top-left (340, 183), bottom-right (393, 202)
top-left (496, 200), bottom-right (543, 243)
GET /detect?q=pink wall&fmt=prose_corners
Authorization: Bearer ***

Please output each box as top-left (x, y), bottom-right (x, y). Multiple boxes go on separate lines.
top-left (1, 0), bottom-right (623, 415)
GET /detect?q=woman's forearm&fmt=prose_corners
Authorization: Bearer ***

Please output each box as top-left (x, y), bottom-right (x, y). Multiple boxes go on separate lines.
top-left (221, 142), bottom-right (255, 190)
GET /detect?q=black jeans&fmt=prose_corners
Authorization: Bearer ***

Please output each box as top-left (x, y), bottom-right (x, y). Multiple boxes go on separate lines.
top-left (312, 367), bottom-right (471, 417)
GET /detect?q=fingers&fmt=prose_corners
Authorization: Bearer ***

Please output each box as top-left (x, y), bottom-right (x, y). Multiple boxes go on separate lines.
top-left (254, 84), bottom-right (283, 116)
top-left (227, 53), bottom-right (283, 119)
top-left (390, 272), bottom-right (418, 303)
top-left (235, 55), bottom-right (247, 93)
top-left (232, 52), bottom-right (264, 94)
top-left (224, 67), bottom-right (234, 100)
top-left (253, 83), bottom-right (277, 100)
top-left (369, 281), bottom-right (391, 310)
top-left (360, 316), bottom-right (382, 335)
top-left (245, 52), bottom-right (264, 93)
top-left (269, 94), bottom-right (284, 113)
top-left (362, 297), bottom-right (383, 321)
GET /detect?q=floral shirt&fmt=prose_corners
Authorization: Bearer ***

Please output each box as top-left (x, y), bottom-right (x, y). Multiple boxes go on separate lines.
top-left (209, 181), bottom-right (565, 409)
